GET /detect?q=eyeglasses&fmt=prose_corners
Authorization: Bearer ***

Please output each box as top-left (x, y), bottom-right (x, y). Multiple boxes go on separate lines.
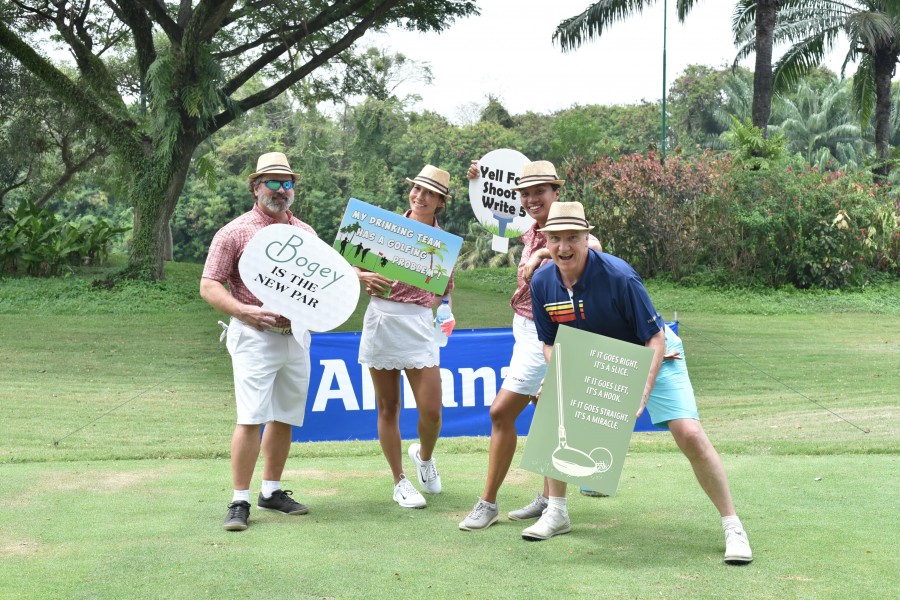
top-left (262, 179), bottom-right (294, 191)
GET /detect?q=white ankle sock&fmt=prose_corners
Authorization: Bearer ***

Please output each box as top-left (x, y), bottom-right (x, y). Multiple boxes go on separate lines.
top-left (548, 496), bottom-right (568, 513)
top-left (261, 480), bottom-right (281, 498)
top-left (232, 489), bottom-right (250, 503)
top-left (722, 515), bottom-right (743, 530)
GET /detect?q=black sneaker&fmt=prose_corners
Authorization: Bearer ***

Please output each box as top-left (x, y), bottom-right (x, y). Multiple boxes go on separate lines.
top-left (257, 489), bottom-right (309, 515)
top-left (223, 501), bottom-right (250, 531)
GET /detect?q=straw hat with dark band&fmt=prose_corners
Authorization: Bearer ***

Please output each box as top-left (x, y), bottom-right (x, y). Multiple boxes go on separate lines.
top-left (537, 201), bottom-right (594, 232)
top-left (510, 160), bottom-right (565, 190)
top-left (249, 152), bottom-right (298, 181)
top-left (405, 164), bottom-right (451, 197)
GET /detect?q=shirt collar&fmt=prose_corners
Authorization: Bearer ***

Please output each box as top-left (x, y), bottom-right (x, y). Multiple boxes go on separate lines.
top-left (552, 249), bottom-right (595, 291)
top-left (403, 208), bottom-right (438, 228)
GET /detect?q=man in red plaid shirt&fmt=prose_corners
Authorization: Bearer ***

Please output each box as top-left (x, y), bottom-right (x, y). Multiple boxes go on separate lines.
top-left (201, 152), bottom-right (316, 531)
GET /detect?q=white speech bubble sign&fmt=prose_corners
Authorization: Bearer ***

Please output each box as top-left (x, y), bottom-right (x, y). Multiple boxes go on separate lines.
top-left (238, 224), bottom-right (360, 340)
top-left (468, 148), bottom-right (534, 252)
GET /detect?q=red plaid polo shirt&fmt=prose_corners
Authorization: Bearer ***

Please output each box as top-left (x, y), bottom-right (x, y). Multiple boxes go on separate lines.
top-left (202, 204), bottom-right (316, 327)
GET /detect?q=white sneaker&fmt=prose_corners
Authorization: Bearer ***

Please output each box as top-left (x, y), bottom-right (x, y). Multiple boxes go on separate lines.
top-left (392, 475), bottom-right (426, 509)
top-left (408, 443), bottom-right (442, 494)
top-left (508, 492), bottom-right (548, 521)
top-left (459, 499), bottom-right (499, 531)
top-left (521, 508), bottom-right (571, 541)
top-left (724, 524), bottom-right (753, 565)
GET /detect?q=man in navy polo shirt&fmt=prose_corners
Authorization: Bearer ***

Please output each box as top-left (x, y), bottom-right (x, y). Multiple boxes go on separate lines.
top-left (525, 201), bottom-right (753, 566)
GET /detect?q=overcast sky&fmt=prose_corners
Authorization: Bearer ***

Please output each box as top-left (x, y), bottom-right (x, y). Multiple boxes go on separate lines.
top-left (368, 0), bottom-right (852, 123)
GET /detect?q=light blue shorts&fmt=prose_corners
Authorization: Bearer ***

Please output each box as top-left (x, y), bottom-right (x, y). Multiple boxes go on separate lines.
top-left (645, 325), bottom-right (700, 429)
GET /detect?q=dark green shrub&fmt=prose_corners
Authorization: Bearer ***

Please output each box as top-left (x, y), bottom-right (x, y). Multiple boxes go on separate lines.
top-left (0, 198), bottom-right (129, 276)
top-left (564, 152), bottom-right (899, 289)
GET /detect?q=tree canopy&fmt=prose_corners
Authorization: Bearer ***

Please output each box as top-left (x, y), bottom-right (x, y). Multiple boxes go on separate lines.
top-left (0, 0), bottom-right (478, 280)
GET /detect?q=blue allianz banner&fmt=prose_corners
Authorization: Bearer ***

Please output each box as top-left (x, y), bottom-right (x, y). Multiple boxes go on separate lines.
top-left (293, 326), bottom-right (669, 442)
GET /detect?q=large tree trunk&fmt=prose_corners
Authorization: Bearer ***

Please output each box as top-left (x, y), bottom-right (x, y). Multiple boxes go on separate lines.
top-left (122, 143), bottom-right (195, 280)
top-left (873, 49), bottom-right (895, 180)
top-left (751, 0), bottom-right (778, 134)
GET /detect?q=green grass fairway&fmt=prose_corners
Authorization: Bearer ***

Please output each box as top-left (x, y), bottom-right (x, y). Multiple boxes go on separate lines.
top-left (0, 262), bottom-right (897, 598)
top-left (1, 452), bottom-right (896, 599)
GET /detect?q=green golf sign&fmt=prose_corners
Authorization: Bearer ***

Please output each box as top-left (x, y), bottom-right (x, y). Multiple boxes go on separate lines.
top-left (520, 326), bottom-right (654, 495)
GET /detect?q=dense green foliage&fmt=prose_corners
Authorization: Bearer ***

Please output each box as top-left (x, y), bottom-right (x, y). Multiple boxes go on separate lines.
top-left (0, 197), bottom-right (128, 276)
top-left (0, 1), bottom-right (481, 280)
top-left (767, 0), bottom-right (900, 177)
top-left (566, 148), bottom-right (900, 288)
top-left (4, 42), bottom-right (900, 289)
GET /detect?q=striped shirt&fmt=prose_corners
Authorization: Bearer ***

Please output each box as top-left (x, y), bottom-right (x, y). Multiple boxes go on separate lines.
top-left (510, 222), bottom-right (600, 320)
top-left (202, 203), bottom-right (316, 327)
top-left (530, 249), bottom-right (664, 347)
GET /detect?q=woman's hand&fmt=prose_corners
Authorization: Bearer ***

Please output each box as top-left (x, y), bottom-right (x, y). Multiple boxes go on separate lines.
top-left (466, 160), bottom-right (479, 180)
top-left (356, 269), bottom-right (393, 295)
top-left (522, 250), bottom-right (549, 283)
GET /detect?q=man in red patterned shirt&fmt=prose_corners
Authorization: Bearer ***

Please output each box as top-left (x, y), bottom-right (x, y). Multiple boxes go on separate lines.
top-left (201, 152), bottom-right (315, 531)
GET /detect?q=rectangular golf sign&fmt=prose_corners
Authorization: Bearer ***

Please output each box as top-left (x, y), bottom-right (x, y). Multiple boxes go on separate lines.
top-left (333, 198), bottom-right (462, 296)
top-left (520, 326), bottom-right (654, 495)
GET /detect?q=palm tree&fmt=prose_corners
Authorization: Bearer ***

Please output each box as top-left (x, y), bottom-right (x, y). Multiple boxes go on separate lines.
top-left (417, 242), bottom-right (446, 284)
top-left (771, 78), bottom-right (865, 167)
top-left (554, 1), bottom-right (795, 134)
top-left (732, 1), bottom-right (796, 133)
top-left (340, 221), bottom-right (363, 244)
top-left (432, 264), bottom-right (449, 281)
top-left (766, 0), bottom-right (900, 177)
top-left (706, 68), bottom-right (756, 149)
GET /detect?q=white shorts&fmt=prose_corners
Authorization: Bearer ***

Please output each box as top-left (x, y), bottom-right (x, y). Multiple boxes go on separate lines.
top-left (500, 314), bottom-right (547, 396)
top-left (226, 318), bottom-right (311, 426)
top-left (358, 296), bottom-right (439, 370)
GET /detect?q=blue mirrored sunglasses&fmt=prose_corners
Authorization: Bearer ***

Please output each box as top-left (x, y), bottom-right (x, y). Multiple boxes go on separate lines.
top-left (263, 179), bottom-right (294, 191)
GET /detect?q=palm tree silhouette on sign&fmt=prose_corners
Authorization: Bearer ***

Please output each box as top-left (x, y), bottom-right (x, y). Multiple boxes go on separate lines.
top-left (417, 241), bottom-right (446, 284)
top-left (339, 222), bottom-right (363, 250)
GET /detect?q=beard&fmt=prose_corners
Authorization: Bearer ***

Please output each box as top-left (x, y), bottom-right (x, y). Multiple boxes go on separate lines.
top-left (262, 193), bottom-right (294, 212)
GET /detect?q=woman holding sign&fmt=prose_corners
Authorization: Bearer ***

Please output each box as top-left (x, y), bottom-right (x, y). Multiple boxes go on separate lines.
top-left (355, 165), bottom-right (455, 509)
top-left (459, 160), bottom-right (601, 531)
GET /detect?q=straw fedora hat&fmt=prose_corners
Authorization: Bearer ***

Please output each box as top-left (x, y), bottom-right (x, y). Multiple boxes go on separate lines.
top-left (510, 160), bottom-right (565, 190)
top-left (248, 152), bottom-right (298, 181)
top-left (405, 164), bottom-right (451, 197)
top-left (537, 201), bottom-right (594, 232)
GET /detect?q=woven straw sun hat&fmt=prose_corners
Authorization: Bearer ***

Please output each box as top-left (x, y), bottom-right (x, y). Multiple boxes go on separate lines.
top-left (249, 152), bottom-right (298, 181)
top-left (537, 201), bottom-right (594, 232)
top-left (510, 160), bottom-right (565, 190)
top-left (405, 164), bottom-right (451, 197)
